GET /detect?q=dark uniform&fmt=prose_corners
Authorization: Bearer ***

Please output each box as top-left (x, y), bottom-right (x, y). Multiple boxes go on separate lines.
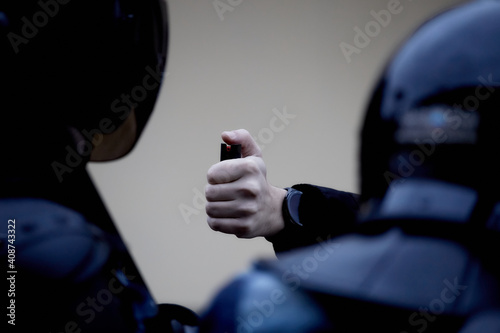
top-left (0, 1), bottom-right (197, 332)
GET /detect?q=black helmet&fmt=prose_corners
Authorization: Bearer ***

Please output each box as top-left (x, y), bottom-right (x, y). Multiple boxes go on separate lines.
top-left (1, 0), bottom-right (168, 179)
top-left (360, 0), bottom-right (500, 223)
top-left (0, 3), bottom-right (169, 330)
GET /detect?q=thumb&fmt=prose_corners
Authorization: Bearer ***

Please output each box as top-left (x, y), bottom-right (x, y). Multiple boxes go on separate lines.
top-left (222, 129), bottom-right (262, 158)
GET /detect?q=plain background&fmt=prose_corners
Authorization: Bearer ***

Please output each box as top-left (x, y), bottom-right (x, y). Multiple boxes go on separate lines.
top-left (88, 0), bottom-right (467, 313)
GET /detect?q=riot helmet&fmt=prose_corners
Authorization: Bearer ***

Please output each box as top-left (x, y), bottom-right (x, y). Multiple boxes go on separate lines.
top-left (1, 0), bottom-right (168, 180)
top-left (359, 0), bottom-right (500, 225)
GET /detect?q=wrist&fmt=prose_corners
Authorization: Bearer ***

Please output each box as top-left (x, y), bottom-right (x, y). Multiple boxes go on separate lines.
top-left (265, 186), bottom-right (287, 236)
top-left (265, 185), bottom-right (305, 248)
top-left (282, 187), bottom-right (304, 227)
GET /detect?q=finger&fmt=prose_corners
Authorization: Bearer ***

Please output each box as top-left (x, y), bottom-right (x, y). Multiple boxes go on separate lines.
top-left (207, 159), bottom-right (245, 185)
top-left (205, 182), bottom-right (240, 202)
top-left (205, 201), bottom-right (240, 218)
top-left (207, 157), bottom-right (262, 185)
top-left (222, 129), bottom-right (262, 158)
top-left (206, 198), bottom-right (257, 218)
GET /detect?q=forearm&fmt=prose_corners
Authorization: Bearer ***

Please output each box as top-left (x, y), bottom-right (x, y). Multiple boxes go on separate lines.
top-left (266, 184), bottom-right (360, 254)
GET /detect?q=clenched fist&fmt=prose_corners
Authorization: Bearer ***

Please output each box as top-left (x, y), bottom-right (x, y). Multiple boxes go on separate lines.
top-left (205, 129), bottom-right (287, 238)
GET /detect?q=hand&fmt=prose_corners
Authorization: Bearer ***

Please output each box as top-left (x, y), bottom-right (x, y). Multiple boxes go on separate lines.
top-left (205, 129), bottom-right (287, 238)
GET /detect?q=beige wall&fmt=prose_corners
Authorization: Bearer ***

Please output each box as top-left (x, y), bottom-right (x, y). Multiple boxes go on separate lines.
top-left (88, 0), bottom-right (467, 312)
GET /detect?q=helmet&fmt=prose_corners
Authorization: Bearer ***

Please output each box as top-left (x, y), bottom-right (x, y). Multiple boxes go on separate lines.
top-left (360, 0), bottom-right (500, 223)
top-left (0, 3), bottom-right (169, 329)
top-left (1, 0), bottom-right (168, 179)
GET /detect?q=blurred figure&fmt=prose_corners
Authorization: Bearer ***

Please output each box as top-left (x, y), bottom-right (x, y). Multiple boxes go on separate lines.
top-left (202, 1), bottom-right (500, 331)
top-left (1, 1), bottom-right (196, 332)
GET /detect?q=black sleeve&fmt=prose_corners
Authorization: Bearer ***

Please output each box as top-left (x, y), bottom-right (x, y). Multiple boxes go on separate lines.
top-left (265, 184), bottom-right (360, 254)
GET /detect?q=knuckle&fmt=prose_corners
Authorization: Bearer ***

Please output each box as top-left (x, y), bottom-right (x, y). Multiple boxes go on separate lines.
top-left (238, 181), bottom-right (260, 198)
top-left (204, 185), bottom-right (215, 201)
top-left (207, 217), bottom-right (221, 231)
top-left (239, 190), bottom-right (255, 200)
top-left (242, 158), bottom-right (260, 175)
top-left (206, 166), bottom-right (219, 184)
top-left (239, 128), bottom-right (250, 137)
top-left (206, 173), bottom-right (215, 185)
top-left (239, 202), bottom-right (259, 216)
top-left (205, 202), bottom-right (224, 218)
top-left (205, 202), bottom-right (214, 216)
top-left (207, 163), bottom-right (234, 184)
